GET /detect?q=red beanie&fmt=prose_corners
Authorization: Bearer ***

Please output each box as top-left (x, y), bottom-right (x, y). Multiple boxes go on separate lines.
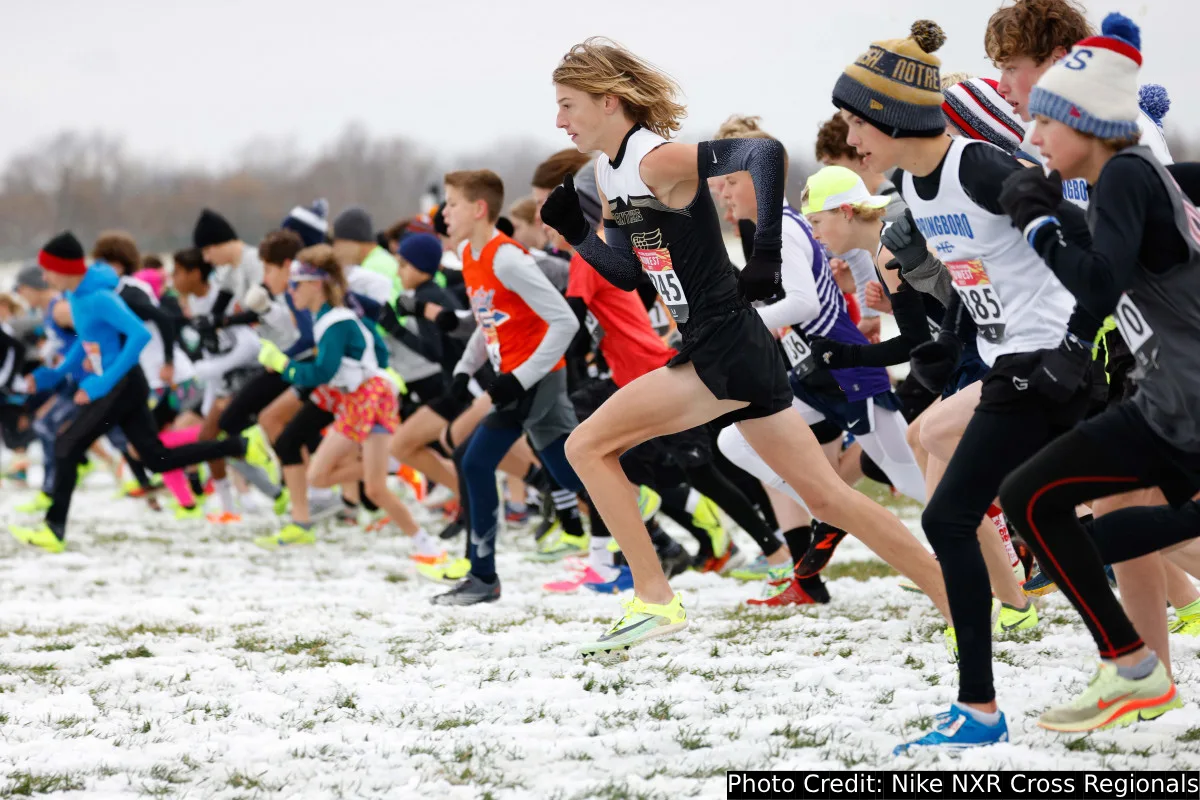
top-left (38, 232), bottom-right (87, 275)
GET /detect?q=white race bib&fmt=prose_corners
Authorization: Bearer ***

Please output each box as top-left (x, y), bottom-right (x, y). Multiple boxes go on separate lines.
top-left (947, 259), bottom-right (1007, 343)
top-left (632, 229), bottom-right (689, 323)
top-left (1113, 292), bottom-right (1158, 375)
top-left (779, 329), bottom-right (816, 380)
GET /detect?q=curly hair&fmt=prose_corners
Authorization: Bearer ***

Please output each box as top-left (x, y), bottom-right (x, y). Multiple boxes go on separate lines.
top-left (814, 113), bottom-right (861, 165)
top-left (552, 37), bottom-right (686, 139)
top-left (984, 0), bottom-right (1093, 65)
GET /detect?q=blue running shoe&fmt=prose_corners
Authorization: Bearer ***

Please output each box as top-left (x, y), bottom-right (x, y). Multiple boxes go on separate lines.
top-left (1022, 564), bottom-right (1058, 597)
top-left (585, 565), bottom-right (634, 595)
top-left (893, 705), bottom-right (1008, 756)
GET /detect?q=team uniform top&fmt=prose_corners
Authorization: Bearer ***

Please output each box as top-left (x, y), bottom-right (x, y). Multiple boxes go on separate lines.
top-left (594, 125), bottom-right (791, 418)
top-left (901, 138), bottom-right (1076, 366)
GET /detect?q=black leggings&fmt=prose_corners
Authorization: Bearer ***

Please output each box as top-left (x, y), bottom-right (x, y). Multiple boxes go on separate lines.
top-left (275, 399), bottom-right (333, 466)
top-left (998, 403), bottom-right (1197, 660)
top-left (922, 408), bottom-right (1072, 704)
top-left (49, 369), bottom-right (243, 533)
top-left (219, 371), bottom-right (290, 436)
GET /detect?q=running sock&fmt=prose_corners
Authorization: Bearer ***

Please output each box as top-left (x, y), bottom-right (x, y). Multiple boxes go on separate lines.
top-left (783, 525), bottom-right (813, 569)
top-left (228, 459), bottom-right (281, 499)
top-left (413, 528), bottom-right (442, 556)
top-left (213, 478), bottom-right (236, 512)
top-left (953, 702), bottom-right (1003, 726)
top-left (659, 486), bottom-right (689, 514)
top-left (508, 500), bottom-right (528, 515)
top-left (360, 482), bottom-right (379, 513)
top-left (683, 488), bottom-right (701, 515)
top-left (987, 503), bottom-right (1020, 570)
top-left (1115, 651), bottom-right (1159, 681)
top-left (292, 520), bottom-right (313, 531)
top-left (551, 488), bottom-right (584, 538)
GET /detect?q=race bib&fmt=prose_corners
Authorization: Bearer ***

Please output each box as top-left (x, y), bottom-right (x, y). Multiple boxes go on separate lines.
top-left (584, 310), bottom-right (605, 347)
top-left (631, 229), bottom-right (689, 324)
top-left (947, 259), bottom-right (1007, 343)
top-left (83, 341), bottom-right (103, 375)
top-left (1113, 293), bottom-right (1158, 376)
top-left (647, 300), bottom-right (671, 336)
top-left (779, 329), bottom-right (816, 380)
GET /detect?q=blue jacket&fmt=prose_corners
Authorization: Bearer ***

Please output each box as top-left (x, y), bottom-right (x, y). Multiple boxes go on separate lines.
top-left (32, 264), bottom-right (151, 401)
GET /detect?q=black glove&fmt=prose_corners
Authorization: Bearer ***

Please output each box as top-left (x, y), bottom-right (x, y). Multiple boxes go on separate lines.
top-left (909, 331), bottom-right (963, 394)
top-left (540, 175), bottom-right (589, 247)
top-left (810, 336), bottom-right (858, 370)
top-left (393, 294), bottom-right (423, 318)
top-left (193, 315), bottom-right (220, 353)
top-left (487, 372), bottom-right (527, 407)
top-left (377, 303), bottom-right (404, 338)
top-left (999, 168), bottom-right (1064, 232)
top-left (738, 248), bottom-right (782, 302)
top-left (434, 309), bottom-right (460, 332)
top-left (448, 372), bottom-right (472, 404)
top-left (880, 208), bottom-right (929, 274)
top-left (1032, 334), bottom-right (1092, 403)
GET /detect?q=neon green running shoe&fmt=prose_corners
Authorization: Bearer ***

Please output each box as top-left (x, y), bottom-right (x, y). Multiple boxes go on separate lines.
top-left (692, 495), bottom-right (728, 559)
top-left (528, 531), bottom-right (588, 562)
top-left (943, 627), bottom-right (958, 663)
top-left (1038, 660), bottom-right (1181, 732)
top-left (637, 485), bottom-right (661, 522)
top-left (243, 426), bottom-right (279, 484)
top-left (9, 524), bottom-right (66, 553)
top-left (76, 459), bottom-right (97, 483)
top-left (729, 554), bottom-right (771, 581)
top-left (416, 557), bottom-right (471, 584)
top-left (994, 599), bottom-right (1039, 636)
top-left (173, 503), bottom-right (205, 521)
top-left (15, 492), bottom-right (53, 513)
top-left (580, 593), bottom-right (688, 662)
top-left (1169, 598), bottom-right (1200, 635)
top-left (254, 523), bottom-right (316, 550)
top-left (273, 488), bottom-right (291, 517)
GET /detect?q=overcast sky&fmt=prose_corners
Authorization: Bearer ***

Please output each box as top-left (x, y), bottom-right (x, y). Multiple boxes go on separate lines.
top-left (5, 0), bottom-right (1192, 169)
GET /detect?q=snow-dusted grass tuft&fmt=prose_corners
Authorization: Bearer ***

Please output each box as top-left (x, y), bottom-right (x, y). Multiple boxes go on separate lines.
top-left (0, 473), bottom-right (1198, 798)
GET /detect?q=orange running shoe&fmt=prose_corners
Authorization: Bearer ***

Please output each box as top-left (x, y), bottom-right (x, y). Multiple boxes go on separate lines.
top-left (206, 511), bottom-right (243, 524)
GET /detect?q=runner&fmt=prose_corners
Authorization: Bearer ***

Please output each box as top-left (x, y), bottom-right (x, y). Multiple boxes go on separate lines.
top-left (541, 38), bottom-right (950, 660)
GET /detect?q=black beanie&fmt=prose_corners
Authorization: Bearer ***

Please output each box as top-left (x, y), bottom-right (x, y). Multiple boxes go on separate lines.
top-left (193, 208), bottom-right (238, 249)
top-left (38, 231), bottom-right (87, 275)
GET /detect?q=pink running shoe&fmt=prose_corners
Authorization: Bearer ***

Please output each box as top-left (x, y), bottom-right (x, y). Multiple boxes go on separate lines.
top-left (543, 566), bottom-right (611, 593)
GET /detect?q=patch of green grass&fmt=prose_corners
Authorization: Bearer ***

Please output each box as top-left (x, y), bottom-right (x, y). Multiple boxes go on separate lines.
top-left (994, 649), bottom-right (1019, 667)
top-left (225, 770), bottom-right (279, 792)
top-left (876, 689), bottom-right (894, 705)
top-left (1179, 727), bottom-right (1200, 743)
top-left (334, 690), bottom-right (357, 711)
top-left (571, 782), bottom-right (667, 800)
top-left (0, 663), bottom-right (57, 678)
top-left (673, 725), bottom-right (709, 751)
top-left (53, 715), bottom-right (84, 730)
top-left (147, 764), bottom-right (189, 785)
top-left (1065, 737), bottom-right (1093, 752)
top-left (771, 722), bottom-right (829, 749)
top-left (105, 622), bottom-right (200, 640)
top-left (234, 634), bottom-right (270, 653)
top-left (837, 647), bottom-right (853, 658)
top-left (648, 699), bottom-right (674, 721)
top-left (924, 674), bottom-right (940, 686)
top-left (31, 642), bottom-right (74, 653)
top-left (1, 771), bottom-right (85, 797)
top-left (383, 572), bottom-right (407, 584)
top-left (582, 674), bottom-right (629, 694)
top-left (282, 637), bottom-right (329, 655)
top-left (903, 654), bottom-right (924, 670)
top-left (434, 716), bottom-right (478, 731)
top-left (98, 645), bottom-right (153, 666)
top-left (824, 560), bottom-right (898, 582)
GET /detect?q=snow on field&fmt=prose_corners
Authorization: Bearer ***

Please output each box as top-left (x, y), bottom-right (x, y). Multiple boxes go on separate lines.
top-left (0, 471), bottom-right (1199, 799)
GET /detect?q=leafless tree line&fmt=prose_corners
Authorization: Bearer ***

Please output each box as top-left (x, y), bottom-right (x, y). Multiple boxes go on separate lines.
top-left (3, 123), bottom-right (1197, 262)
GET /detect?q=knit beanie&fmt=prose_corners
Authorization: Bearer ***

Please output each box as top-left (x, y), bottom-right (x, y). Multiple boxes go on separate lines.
top-left (332, 207), bottom-right (374, 244)
top-left (398, 233), bottom-right (444, 275)
top-left (942, 78), bottom-right (1026, 154)
top-left (38, 232), bottom-right (87, 276)
top-left (833, 21), bottom-right (948, 138)
top-left (1028, 13), bottom-right (1143, 140)
top-left (281, 198), bottom-right (330, 247)
top-left (193, 208), bottom-right (238, 249)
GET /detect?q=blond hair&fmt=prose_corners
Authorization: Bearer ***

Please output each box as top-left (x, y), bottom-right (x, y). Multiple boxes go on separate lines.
top-left (552, 37), bottom-right (686, 139)
top-left (712, 115), bottom-right (790, 175)
top-left (444, 170), bottom-right (505, 223)
top-left (295, 244), bottom-right (346, 307)
top-left (939, 71), bottom-right (975, 90)
top-left (509, 197), bottom-right (539, 226)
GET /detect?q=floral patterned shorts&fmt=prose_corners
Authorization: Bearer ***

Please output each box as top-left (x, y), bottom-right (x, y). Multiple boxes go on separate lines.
top-left (333, 376), bottom-right (399, 443)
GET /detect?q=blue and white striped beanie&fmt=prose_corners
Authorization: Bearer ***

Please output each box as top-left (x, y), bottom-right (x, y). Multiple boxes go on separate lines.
top-left (1028, 13), bottom-right (1143, 140)
top-left (281, 198), bottom-right (330, 247)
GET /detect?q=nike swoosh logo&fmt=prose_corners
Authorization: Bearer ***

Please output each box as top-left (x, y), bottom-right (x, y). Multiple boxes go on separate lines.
top-left (712, 149), bottom-right (718, 164)
top-left (598, 616), bottom-right (655, 642)
top-left (846, 419), bottom-right (861, 427)
top-left (1097, 692), bottom-right (1135, 710)
top-left (1000, 617), bottom-right (1030, 631)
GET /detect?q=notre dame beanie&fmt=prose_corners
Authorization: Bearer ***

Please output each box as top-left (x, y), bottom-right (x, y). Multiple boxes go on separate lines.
top-left (833, 20), bottom-right (948, 138)
top-left (38, 232), bottom-right (87, 275)
top-left (1029, 13), bottom-right (1143, 140)
top-left (193, 208), bottom-right (238, 249)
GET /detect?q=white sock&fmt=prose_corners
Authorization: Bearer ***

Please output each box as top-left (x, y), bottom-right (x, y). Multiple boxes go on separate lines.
top-left (772, 527), bottom-right (785, 544)
top-left (309, 487), bottom-right (334, 503)
top-left (413, 528), bottom-right (441, 556)
top-left (214, 478), bottom-right (236, 513)
top-left (684, 488), bottom-right (701, 515)
top-left (953, 702), bottom-right (1002, 726)
top-left (588, 539), bottom-right (619, 579)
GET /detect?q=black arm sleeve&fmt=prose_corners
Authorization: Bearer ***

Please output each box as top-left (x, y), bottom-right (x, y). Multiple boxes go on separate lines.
top-left (700, 138), bottom-right (786, 255)
top-left (377, 304), bottom-right (442, 364)
top-left (842, 287), bottom-right (933, 367)
top-left (120, 286), bottom-right (176, 365)
top-left (221, 310), bottom-right (261, 327)
top-left (210, 289), bottom-right (234, 324)
top-left (575, 223), bottom-right (643, 292)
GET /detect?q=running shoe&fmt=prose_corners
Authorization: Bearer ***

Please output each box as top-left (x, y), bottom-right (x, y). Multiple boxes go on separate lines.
top-left (728, 554), bottom-right (771, 582)
top-left (691, 496), bottom-right (728, 559)
top-left (944, 627), bottom-right (958, 663)
top-left (584, 565), bottom-right (634, 594)
top-left (544, 565), bottom-right (612, 593)
top-left (893, 705), bottom-right (1009, 755)
top-left (505, 503), bottom-right (530, 525)
top-left (15, 492), bottom-right (53, 513)
top-left (3, 468), bottom-right (28, 485)
top-left (531, 515), bottom-right (558, 548)
top-left (1169, 598), bottom-right (1200, 636)
top-left (430, 573), bottom-right (501, 606)
top-left (364, 517), bottom-right (393, 533)
top-left (117, 477), bottom-right (163, 498)
top-left (397, 464), bottom-right (427, 501)
top-left (207, 511), bottom-right (243, 525)
top-left (527, 531), bottom-right (587, 562)
top-left (747, 570), bottom-right (830, 607)
top-left (76, 459), bottom-right (97, 483)
top-left (335, 507), bottom-right (359, 526)
top-left (695, 540), bottom-right (739, 574)
top-left (8, 524), bottom-right (66, 554)
top-left (243, 426), bottom-right (277, 483)
top-left (1037, 661), bottom-right (1181, 732)
top-left (637, 485), bottom-right (662, 522)
top-left (746, 563), bottom-right (792, 605)
top-left (253, 523), bottom-right (315, 550)
top-left (658, 542), bottom-right (691, 578)
top-left (994, 600), bottom-right (1039, 636)
top-left (273, 488), bottom-right (291, 517)
top-left (438, 517), bottom-right (466, 541)
top-left (437, 499), bottom-right (460, 519)
top-left (579, 593), bottom-right (687, 661)
top-left (1021, 564), bottom-right (1058, 596)
top-left (416, 557), bottom-right (471, 585)
top-left (794, 522), bottom-right (848, 578)
top-left (173, 504), bottom-right (204, 521)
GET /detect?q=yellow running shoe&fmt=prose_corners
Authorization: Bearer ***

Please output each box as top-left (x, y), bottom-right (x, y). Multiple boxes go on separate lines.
top-left (173, 504), bottom-right (205, 521)
top-left (1038, 660), bottom-right (1182, 732)
top-left (637, 485), bottom-right (661, 522)
top-left (1169, 597), bottom-right (1200, 635)
top-left (579, 593), bottom-right (688, 661)
top-left (243, 426), bottom-right (278, 484)
top-left (273, 488), bottom-right (291, 517)
top-left (416, 557), bottom-right (470, 584)
top-left (15, 492), bottom-right (53, 513)
top-left (943, 627), bottom-right (958, 663)
top-left (529, 531), bottom-right (587, 562)
top-left (994, 599), bottom-right (1039, 636)
top-left (692, 496), bottom-right (728, 559)
top-left (254, 523), bottom-right (316, 550)
top-left (9, 524), bottom-right (66, 554)
top-left (76, 460), bottom-right (97, 483)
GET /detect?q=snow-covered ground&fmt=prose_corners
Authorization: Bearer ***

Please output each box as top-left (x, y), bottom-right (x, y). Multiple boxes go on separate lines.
top-left (0, 469), bottom-right (1198, 799)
